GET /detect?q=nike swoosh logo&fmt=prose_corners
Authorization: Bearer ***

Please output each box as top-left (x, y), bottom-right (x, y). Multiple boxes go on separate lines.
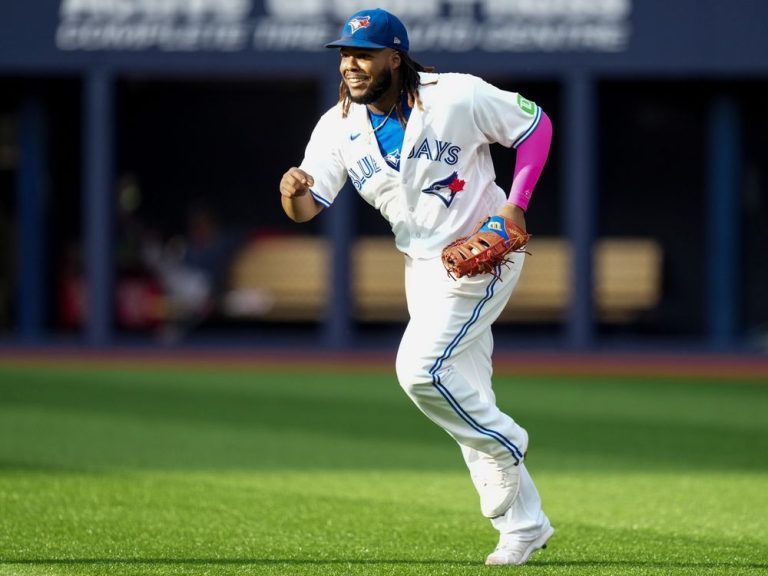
top-left (350, 133), bottom-right (361, 141)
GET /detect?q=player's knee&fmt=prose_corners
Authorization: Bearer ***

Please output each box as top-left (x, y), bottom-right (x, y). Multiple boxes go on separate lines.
top-left (395, 351), bottom-right (437, 398)
top-left (396, 353), bottom-right (428, 390)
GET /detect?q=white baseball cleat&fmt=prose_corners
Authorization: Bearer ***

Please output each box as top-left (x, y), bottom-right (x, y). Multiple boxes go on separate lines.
top-left (485, 524), bottom-right (555, 566)
top-left (469, 455), bottom-right (521, 518)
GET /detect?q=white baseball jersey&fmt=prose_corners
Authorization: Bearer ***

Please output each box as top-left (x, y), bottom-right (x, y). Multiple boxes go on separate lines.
top-left (300, 72), bottom-right (542, 259)
top-left (299, 70), bottom-right (551, 538)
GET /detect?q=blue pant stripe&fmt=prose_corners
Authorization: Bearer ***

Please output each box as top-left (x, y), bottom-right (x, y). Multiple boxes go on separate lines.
top-left (432, 374), bottom-right (521, 463)
top-left (432, 268), bottom-right (497, 374)
top-left (428, 267), bottom-right (523, 461)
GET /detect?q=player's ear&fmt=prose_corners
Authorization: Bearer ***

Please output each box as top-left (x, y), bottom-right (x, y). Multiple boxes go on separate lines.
top-left (389, 49), bottom-right (402, 71)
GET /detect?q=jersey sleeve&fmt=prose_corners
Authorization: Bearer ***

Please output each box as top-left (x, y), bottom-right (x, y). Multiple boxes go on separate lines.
top-left (470, 76), bottom-right (543, 149)
top-left (298, 109), bottom-right (348, 208)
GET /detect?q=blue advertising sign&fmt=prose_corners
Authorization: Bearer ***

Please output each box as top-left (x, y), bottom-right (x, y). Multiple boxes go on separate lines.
top-left (52, 0), bottom-right (631, 53)
top-left (1, 1), bottom-right (767, 75)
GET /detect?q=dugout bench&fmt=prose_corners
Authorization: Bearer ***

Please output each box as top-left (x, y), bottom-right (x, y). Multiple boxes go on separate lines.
top-left (227, 236), bottom-right (662, 323)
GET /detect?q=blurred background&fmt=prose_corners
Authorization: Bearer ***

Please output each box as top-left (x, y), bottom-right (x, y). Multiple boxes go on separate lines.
top-left (0, 0), bottom-right (766, 353)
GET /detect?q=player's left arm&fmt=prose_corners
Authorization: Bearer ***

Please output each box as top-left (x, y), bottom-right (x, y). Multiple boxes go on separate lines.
top-left (498, 110), bottom-right (553, 232)
top-left (470, 77), bottom-right (553, 232)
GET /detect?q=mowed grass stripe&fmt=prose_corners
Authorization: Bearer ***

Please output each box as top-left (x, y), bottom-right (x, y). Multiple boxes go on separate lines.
top-left (0, 363), bottom-right (766, 575)
top-left (1, 471), bottom-right (766, 575)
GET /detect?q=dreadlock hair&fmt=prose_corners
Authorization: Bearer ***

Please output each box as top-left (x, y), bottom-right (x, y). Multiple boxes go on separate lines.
top-left (339, 51), bottom-right (436, 125)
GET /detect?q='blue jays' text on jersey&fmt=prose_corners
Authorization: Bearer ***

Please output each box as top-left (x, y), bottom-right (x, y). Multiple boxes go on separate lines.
top-left (299, 72), bottom-right (542, 259)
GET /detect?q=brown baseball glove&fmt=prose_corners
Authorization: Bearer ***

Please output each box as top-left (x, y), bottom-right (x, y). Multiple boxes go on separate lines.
top-left (441, 215), bottom-right (531, 279)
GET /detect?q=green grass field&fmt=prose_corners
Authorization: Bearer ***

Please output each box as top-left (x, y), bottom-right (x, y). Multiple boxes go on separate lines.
top-left (1, 358), bottom-right (767, 575)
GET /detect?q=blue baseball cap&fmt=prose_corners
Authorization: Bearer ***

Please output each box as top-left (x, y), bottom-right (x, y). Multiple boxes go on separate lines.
top-left (325, 9), bottom-right (409, 53)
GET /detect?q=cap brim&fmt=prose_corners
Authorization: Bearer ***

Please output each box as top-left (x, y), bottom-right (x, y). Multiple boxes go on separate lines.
top-left (325, 38), bottom-right (388, 50)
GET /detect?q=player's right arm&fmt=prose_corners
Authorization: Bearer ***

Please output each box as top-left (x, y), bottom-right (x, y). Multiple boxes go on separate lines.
top-left (280, 167), bottom-right (323, 223)
top-left (281, 107), bottom-right (348, 224)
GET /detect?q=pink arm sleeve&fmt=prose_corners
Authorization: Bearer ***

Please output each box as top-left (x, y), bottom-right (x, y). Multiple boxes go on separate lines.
top-left (507, 110), bottom-right (552, 212)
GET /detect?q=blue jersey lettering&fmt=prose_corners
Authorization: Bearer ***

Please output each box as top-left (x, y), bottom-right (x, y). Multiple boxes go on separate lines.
top-left (408, 138), bottom-right (461, 166)
top-left (348, 155), bottom-right (381, 190)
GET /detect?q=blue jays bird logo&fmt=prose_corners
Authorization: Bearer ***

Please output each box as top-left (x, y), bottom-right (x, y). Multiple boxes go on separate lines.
top-left (348, 16), bottom-right (371, 33)
top-left (384, 149), bottom-right (401, 170)
top-left (422, 172), bottom-right (466, 208)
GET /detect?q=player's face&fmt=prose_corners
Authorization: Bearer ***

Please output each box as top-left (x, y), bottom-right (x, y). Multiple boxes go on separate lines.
top-left (339, 47), bottom-right (399, 106)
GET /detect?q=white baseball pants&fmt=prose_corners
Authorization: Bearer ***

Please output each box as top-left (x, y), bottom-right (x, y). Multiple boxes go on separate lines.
top-left (395, 253), bottom-right (548, 535)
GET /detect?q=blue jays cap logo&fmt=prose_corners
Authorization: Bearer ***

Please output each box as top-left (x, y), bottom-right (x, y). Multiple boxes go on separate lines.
top-left (325, 8), bottom-right (410, 53)
top-left (348, 16), bottom-right (371, 34)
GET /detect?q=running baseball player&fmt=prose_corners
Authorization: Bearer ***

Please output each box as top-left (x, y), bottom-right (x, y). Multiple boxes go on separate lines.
top-left (279, 8), bottom-right (553, 566)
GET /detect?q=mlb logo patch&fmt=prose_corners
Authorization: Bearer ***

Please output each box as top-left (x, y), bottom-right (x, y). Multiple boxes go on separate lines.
top-left (348, 16), bottom-right (371, 33)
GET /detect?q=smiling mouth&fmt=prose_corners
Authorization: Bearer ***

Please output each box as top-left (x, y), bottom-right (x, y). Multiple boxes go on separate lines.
top-left (345, 76), bottom-right (369, 89)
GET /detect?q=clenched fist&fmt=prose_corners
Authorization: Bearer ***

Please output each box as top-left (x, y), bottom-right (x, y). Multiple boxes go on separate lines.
top-left (280, 167), bottom-right (323, 223)
top-left (280, 167), bottom-right (315, 198)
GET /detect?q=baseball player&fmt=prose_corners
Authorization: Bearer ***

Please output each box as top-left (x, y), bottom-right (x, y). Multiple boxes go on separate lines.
top-left (279, 8), bottom-right (554, 566)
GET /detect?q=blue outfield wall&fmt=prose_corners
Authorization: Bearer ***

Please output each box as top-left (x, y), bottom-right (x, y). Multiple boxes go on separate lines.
top-left (2, 0), bottom-right (767, 349)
